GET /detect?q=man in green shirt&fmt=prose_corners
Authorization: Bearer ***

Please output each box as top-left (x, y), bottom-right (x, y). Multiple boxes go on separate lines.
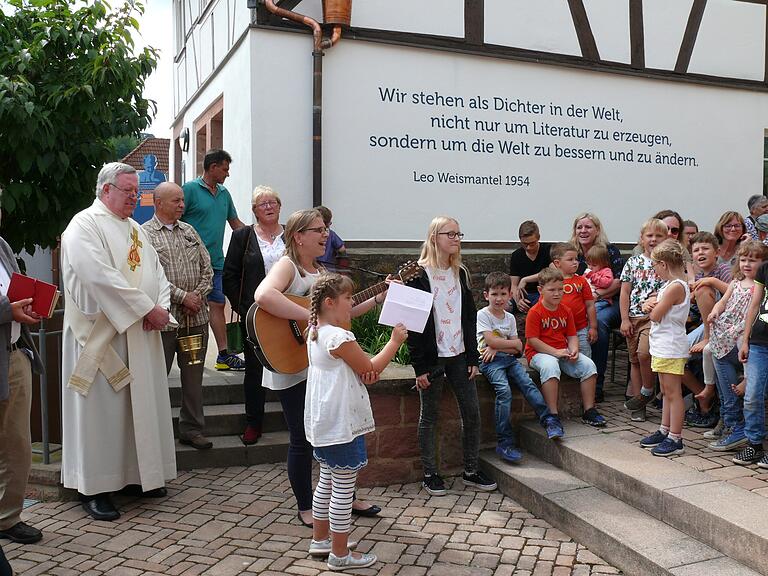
top-left (181, 150), bottom-right (245, 370)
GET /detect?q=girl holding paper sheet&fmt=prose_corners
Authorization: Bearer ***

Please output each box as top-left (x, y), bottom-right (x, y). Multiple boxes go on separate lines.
top-left (253, 209), bottom-right (386, 527)
top-left (406, 216), bottom-right (498, 496)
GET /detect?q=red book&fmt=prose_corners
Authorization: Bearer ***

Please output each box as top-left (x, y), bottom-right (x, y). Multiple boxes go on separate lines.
top-left (7, 272), bottom-right (60, 318)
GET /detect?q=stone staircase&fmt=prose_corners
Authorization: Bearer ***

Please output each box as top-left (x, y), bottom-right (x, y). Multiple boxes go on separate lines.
top-left (479, 416), bottom-right (768, 576)
top-left (168, 362), bottom-right (289, 471)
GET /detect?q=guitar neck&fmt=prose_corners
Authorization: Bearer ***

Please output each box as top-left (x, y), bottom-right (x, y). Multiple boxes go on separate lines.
top-left (352, 281), bottom-right (388, 306)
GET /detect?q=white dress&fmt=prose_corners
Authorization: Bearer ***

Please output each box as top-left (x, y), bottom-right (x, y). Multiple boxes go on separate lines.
top-left (304, 325), bottom-right (374, 447)
top-left (60, 199), bottom-right (176, 495)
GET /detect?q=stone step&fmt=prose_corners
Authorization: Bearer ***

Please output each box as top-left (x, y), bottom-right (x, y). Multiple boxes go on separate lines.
top-left (168, 370), bottom-right (280, 407)
top-left (480, 451), bottom-right (759, 576)
top-left (517, 420), bottom-right (768, 576)
top-left (171, 402), bottom-right (286, 437)
top-left (174, 431), bottom-right (290, 471)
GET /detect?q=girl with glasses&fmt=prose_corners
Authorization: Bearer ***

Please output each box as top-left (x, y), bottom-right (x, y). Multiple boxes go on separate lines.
top-left (406, 216), bottom-right (497, 496)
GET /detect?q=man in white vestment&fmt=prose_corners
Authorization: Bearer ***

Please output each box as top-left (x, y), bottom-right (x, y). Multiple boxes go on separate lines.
top-left (61, 163), bottom-right (177, 521)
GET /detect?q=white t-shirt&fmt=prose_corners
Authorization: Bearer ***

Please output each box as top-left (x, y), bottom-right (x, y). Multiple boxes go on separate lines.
top-left (476, 307), bottom-right (517, 352)
top-left (304, 324), bottom-right (375, 447)
top-left (649, 279), bottom-right (691, 359)
top-left (425, 266), bottom-right (464, 357)
top-left (255, 229), bottom-right (285, 275)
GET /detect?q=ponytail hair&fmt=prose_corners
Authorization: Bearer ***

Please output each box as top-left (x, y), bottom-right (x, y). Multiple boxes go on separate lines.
top-left (307, 272), bottom-right (355, 341)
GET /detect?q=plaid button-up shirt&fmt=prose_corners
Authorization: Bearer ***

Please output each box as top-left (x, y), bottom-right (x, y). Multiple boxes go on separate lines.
top-left (142, 215), bottom-right (213, 330)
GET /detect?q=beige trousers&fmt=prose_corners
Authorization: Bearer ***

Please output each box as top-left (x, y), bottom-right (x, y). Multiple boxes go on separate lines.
top-left (161, 324), bottom-right (208, 440)
top-left (0, 350), bottom-right (32, 531)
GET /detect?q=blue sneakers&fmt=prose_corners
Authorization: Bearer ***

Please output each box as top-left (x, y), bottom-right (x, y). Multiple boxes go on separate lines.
top-left (544, 416), bottom-right (565, 440)
top-left (640, 429), bottom-right (667, 448)
top-left (709, 426), bottom-right (748, 452)
top-left (496, 445), bottom-right (523, 464)
top-left (581, 408), bottom-right (606, 428)
top-left (651, 437), bottom-right (685, 457)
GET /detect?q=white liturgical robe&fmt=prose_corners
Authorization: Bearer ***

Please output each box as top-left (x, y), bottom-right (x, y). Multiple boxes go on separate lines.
top-left (61, 199), bottom-right (176, 495)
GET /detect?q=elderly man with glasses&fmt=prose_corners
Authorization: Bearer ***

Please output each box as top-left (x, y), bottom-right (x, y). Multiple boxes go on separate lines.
top-left (60, 162), bottom-right (177, 521)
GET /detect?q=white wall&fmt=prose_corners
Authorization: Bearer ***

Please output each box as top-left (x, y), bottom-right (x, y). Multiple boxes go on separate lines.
top-left (174, 39), bottom-right (254, 233)
top-left (313, 41), bottom-right (767, 243)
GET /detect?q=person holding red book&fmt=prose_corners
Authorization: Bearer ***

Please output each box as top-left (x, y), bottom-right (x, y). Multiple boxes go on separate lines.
top-left (0, 228), bottom-right (45, 546)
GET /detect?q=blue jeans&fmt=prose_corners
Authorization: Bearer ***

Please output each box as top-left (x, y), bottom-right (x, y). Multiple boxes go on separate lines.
top-left (480, 352), bottom-right (551, 447)
top-left (713, 346), bottom-right (743, 429)
top-left (591, 299), bottom-right (620, 392)
top-left (744, 344), bottom-right (768, 444)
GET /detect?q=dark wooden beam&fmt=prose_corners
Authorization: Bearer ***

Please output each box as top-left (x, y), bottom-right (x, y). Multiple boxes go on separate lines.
top-left (277, 0), bottom-right (303, 10)
top-left (252, 20), bottom-right (768, 93)
top-left (629, 0), bottom-right (645, 69)
top-left (464, 0), bottom-right (484, 46)
top-left (567, 0), bottom-right (600, 61)
top-left (675, 0), bottom-right (707, 73)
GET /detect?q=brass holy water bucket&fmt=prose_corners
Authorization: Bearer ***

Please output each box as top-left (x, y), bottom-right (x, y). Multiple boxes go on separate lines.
top-left (323, 0), bottom-right (352, 26)
top-left (178, 327), bottom-right (204, 366)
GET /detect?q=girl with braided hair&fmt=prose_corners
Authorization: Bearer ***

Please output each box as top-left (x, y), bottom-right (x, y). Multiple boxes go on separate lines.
top-left (254, 209), bottom-right (385, 529)
top-left (304, 273), bottom-right (407, 570)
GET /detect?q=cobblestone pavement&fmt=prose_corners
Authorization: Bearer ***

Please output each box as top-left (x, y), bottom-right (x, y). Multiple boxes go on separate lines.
top-left (6, 465), bottom-right (622, 576)
top-left (599, 349), bottom-right (768, 496)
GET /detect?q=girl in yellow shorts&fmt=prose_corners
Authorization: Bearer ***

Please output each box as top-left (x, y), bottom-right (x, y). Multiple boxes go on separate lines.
top-left (640, 240), bottom-right (691, 456)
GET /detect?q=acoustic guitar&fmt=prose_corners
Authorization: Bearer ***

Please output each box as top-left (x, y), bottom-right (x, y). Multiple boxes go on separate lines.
top-left (246, 261), bottom-right (421, 374)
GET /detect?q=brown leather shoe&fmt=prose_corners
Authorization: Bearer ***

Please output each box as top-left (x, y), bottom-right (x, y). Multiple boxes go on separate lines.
top-left (180, 435), bottom-right (213, 450)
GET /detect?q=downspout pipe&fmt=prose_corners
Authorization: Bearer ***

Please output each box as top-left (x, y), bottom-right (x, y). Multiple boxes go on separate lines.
top-left (262, 1), bottom-right (343, 207)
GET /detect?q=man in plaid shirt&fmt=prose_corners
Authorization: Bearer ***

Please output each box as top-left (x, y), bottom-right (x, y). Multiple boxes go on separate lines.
top-left (143, 183), bottom-right (214, 450)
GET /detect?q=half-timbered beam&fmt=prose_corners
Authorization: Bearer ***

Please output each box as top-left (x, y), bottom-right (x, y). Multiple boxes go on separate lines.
top-left (464, 0), bottom-right (484, 46)
top-left (629, 0), bottom-right (645, 69)
top-left (675, 0), bottom-right (707, 73)
top-left (567, 0), bottom-right (600, 61)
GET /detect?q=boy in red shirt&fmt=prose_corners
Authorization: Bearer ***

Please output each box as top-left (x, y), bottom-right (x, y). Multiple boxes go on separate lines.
top-left (525, 268), bottom-right (606, 430)
top-left (551, 242), bottom-right (597, 358)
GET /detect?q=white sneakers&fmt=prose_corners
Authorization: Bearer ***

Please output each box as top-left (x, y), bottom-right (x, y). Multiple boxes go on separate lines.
top-left (327, 551), bottom-right (377, 571)
top-left (308, 537), bottom-right (358, 557)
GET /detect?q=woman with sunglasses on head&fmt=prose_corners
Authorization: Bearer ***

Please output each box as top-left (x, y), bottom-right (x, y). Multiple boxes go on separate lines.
top-left (253, 209), bottom-right (384, 528)
top-left (223, 186), bottom-right (285, 446)
top-left (406, 216), bottom-right (497, 497)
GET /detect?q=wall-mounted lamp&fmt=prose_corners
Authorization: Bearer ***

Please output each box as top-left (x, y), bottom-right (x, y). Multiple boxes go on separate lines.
top-left (179, 128), bottom-right (190, 152)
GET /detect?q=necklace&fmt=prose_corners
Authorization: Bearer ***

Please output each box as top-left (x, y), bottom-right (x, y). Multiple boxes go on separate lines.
top-left (255, 224), bottom-right (281, 242)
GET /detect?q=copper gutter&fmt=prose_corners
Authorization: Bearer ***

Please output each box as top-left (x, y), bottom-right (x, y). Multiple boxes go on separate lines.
top-left (263, 1), bottom-right (346, 206)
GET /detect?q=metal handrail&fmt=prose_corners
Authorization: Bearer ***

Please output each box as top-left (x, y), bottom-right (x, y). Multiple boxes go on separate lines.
top-left (29, 308), bottom-right (64, 465)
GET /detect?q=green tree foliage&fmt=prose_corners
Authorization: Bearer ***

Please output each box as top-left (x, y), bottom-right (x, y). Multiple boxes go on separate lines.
top-left (0, 0), bottom-right (158, 252)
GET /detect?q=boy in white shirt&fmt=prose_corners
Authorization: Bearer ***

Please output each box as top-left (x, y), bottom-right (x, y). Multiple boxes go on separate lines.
top-left (477, 272), bottom-right (560, 463)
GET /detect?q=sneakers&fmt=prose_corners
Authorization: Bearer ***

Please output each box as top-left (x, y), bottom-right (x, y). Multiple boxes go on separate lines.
top-left (327, 551), bottom-right (377, 571)
top-left (215, 352), bottom-right (246, 371)
top-left (544, 415), bottom-right (565, 440)
top-left (462, 470), bottom-right (498, 491)
top-left (496, 445), bottom-right (523, 464)
top-left (703, 419), bottom-right (724, 439)
top-left (422, 474), bottom-right (448, 496)
top-left (733, 444), bottom-right (765, 466)
top-left (708, 427), bottom-right (748, 452)
top-left (624, 392), bottom-right (654, 411)
top-left (308, 538), bottom-right (358, 557)
top-left (685, 408), bottom-right (718, 428)
top-left (651, 437), bottom-right (685, 457)
top-left (630, 408), bottom-right (647, 422)
top-left (581, 408), bottom-right (606, 428)
top-left (640, 429), bottom-right (667, 448)
top-left (758, 454), bottom-right (768, 469)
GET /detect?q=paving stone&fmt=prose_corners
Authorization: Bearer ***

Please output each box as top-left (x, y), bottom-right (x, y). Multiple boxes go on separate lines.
top-left (13, 464), bottom-right (622, 576)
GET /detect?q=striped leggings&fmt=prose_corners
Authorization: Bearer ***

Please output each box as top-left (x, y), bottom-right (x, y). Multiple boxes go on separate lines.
top-left (312, 463), bottom-right (358, 534)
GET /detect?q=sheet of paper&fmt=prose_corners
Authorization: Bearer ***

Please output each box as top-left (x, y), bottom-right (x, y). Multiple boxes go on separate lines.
top-left (378, 282), bottom-right (434, 333)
